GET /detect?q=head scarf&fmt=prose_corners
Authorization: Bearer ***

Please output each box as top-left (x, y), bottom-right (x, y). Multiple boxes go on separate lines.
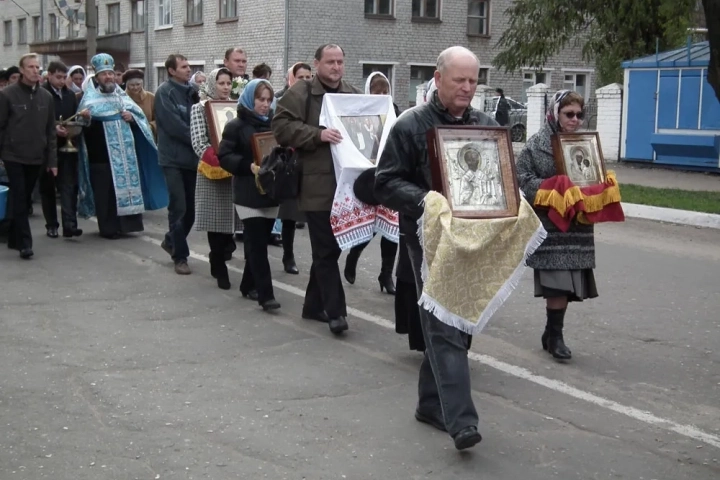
top-left (545, 89), bottom-right (572, 132)
top-left (67, 65), bottom-right (86, 93)
top-left (189, 71), bottom-right (206, 92)
top-left (424, 78), bottom-right (437, 102)
top-left (364, 71), bottom-right (391, 95)
top-left (287, 62), bottom-right (309, 88)
top-left (199, 67), bottom-right (232, 102)
top-left (239, 79), bottom-right (272, 121)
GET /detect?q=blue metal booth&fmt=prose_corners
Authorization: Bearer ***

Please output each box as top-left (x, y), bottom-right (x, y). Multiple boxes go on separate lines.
top-left (621, 41), bottom-right (720, 171)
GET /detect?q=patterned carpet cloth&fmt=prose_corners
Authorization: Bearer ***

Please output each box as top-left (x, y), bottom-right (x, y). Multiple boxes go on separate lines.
top-left (418, 191), bottom-right (546, 334)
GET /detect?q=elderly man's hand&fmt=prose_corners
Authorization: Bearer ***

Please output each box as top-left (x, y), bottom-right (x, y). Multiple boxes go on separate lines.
top-left (121, 111), bottom-right (133, 123)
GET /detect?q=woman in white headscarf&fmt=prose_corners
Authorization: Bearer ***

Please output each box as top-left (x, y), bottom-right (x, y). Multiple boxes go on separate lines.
top-left (67, 65), bottom-right (86, 93)
top-left (342, 72), bottom-right (401, 295)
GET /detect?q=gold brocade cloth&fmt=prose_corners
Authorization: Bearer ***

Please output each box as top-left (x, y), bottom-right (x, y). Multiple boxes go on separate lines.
top-left (418, 191), bottom-right (547, 334)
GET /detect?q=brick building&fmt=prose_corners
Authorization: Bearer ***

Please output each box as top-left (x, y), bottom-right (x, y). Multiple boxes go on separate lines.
top-left (0, 0), bottom-right (595, 108)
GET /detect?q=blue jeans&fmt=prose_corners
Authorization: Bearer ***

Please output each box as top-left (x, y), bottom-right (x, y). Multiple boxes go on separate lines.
top-left (404, 232), bottom-right (478, 436)
top-left (162, 167), bottom-right (196, 263)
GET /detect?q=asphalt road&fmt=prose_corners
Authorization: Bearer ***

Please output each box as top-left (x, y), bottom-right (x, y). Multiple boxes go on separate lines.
top-left (1, 210), bottom-right (719, 480)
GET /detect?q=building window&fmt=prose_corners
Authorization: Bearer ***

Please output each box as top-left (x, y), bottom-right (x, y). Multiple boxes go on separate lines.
top-left (189, 64), bottom-right (204, 75)
top-left (67, 18), bottom-right (79, 38)
top-left (32, 16), bottom-right (41, 42)
top-left (156, 67), bottom-right (168, 87)
top-left (186, 0), bottom-right (202, 24)
top-left (365, 0), bottom-right (393, 16)
top-left (3, 21), bottom-right (11, 45)
top-left (17, 18), bottom-right (26, 44)
top-left (409, 65), bottom-right (435, 105)
top-left (362, 64), bottom-right (394, 90)
top-left (49, 14), bottom-right (59, 40)
top-left (412, 0), bottom-right (439, 19)
top-left (106, 4), bottom-right (120, 33)
top-left (131, 0), bottom-right (145, 31)
top-left (219, 0), bottom-right (237, 19)
top-left (157, 0), bottom-right (172, 27)
top-left (467, 0), bottom-right (489, 36)
top-left (563, 73), bottom-right (588, 99)
top-left (522, 71), bottom-right (549, 103)
top-left (478, 68), bottom-right (489, 85)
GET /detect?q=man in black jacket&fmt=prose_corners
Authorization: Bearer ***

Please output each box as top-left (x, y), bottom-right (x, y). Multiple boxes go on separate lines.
top-left (39, 61), bottom-right (86, 239)
top-left (0, 53), bottom-right (57, 258)
top-left (374, 46), bottom-right (497, 451)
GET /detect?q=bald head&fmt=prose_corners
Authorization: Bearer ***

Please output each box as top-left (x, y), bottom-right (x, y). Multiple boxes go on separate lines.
top-left (437, 46), bottom-right (479, 73)
top-left (433, 46), bottom-right (480, 117)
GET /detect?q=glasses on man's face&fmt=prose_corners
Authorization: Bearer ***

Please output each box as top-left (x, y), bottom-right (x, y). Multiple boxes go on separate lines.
top-left (561, 110), bottom-right (585, 120)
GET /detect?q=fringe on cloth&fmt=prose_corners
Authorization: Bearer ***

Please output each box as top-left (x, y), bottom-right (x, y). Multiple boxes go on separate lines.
top-left (197, 161), bottom-right (233, 180)
top-left (416, 192), bottom-right (547, 335)
top-left (331, 180), bottom-right (400, 250)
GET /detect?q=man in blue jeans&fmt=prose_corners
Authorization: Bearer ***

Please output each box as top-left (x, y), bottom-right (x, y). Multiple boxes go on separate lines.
top-left (155, 54), bottom-right (196, 274)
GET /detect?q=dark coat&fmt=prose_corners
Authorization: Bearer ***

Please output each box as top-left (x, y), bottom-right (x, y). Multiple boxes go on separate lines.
top-left (272, 76), bottom-right (362, 211)
top-left (218, 106), bottom-right (278, 210)
top-left (42, 81), bottom-right (79, 150)
top-left (516, 122), bottom-right (596, 270)
top-left (154, 79), bottom-right (197, 170)
top-left (0, 81), bottom-right (57, 168)
top-left (374, 92), bottom-right (497, 235)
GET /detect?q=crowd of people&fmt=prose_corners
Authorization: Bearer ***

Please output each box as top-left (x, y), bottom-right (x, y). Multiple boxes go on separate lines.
top-left (0, 43), bottom-right (599, 451)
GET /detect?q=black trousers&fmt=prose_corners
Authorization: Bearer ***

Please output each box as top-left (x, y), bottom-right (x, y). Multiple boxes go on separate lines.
top-left (207, 231), bottom-right (235, 259)
top-left (4, 161), bottom-right (42, 250)
top-left (39, 153), bottom-right (79, 230)
top-left (239, 217), bottom-right (276, 304)
top-left (281, 219), bottom-right (296, 260)
top-left (304, 210), bottom-right (346, 319)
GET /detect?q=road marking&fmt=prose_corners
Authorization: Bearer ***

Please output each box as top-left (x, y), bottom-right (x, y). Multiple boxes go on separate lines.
top-left (130, 231), bottom-right (720, 450)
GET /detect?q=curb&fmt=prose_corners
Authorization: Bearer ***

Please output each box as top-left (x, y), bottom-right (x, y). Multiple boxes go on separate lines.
top-left (622, 203), bottom-right (720, 230)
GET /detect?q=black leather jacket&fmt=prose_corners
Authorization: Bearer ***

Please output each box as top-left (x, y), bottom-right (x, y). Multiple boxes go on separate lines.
top-left (374, 92), bottom-right (497, 233)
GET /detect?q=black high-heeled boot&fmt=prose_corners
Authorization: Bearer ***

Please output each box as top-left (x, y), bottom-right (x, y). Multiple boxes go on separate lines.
top-left (378, 256), bottom-right (396, 295)
top-left (344, 247), bottom-right (361, 284)
top-left (282, 221), bottom-right (299, 274)
top-left (542, 308), bottom-right (572, 359)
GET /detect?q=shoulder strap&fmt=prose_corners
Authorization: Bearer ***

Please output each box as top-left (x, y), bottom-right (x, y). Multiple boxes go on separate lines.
top-left (305, 80), bottom-right (312, 122)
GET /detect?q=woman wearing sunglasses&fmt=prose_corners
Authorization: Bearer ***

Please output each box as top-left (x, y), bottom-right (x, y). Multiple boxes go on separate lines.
top-left (516, 90), bottom-right (597, 361)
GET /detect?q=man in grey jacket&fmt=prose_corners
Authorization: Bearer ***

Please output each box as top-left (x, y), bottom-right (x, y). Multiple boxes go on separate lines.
top-left (0, 53), bottom-right (57, 259)
top-left (155, 54), bottom-right (196, 275)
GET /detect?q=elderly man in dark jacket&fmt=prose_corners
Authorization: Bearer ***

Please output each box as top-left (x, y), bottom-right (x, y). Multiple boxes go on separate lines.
top-left (375, 46), bottom-right (497, 451)
top-left (272, 44), bottom-right (362, 336)
top-left (155, 54), bottom-right (196, 275)
top-left (0, 53), bottom-right (57, 259)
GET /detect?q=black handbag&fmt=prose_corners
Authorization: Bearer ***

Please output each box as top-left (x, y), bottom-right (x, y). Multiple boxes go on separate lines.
top-left (256, 146), bottom-right (299, 203)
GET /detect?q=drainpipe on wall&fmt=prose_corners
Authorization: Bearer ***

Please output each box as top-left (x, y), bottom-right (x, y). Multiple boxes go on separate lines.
top-left (144, 0), bottom-right (151, 87)
top-left (40, 0), bottom-right (46, 66)
top-left (283, 0), bottom-right (289, 74)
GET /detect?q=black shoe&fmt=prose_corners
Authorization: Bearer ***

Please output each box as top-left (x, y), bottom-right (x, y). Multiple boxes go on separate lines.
top-left (261, 299), bottom-right (281, 311)
top-left (296, 222), bottom-right (305, 229)
top-left (46, 227), bottom-right (59, 238)
top-left (543, 333), bottom-right (572, 360)
top-left (269, 234), bottom-right (282, 247)
top-left (328, 316), bottom-right (348, 335)
top-left (378, 273), bottom-right (396, 295)
top-left (19, 248), bottom-right (34, 259)
top-left (283, 257), bottom-right (299, 274)
top-left (241, 289), bottom-right (259, 301)
top-left (62, 227), bottom-right (83, 238)
top-left (344, 249), bottom-right (361, 284)
top-left (302, 310), bottom-right (329, 323)
top-left (415, 410), bottom-right (447, 432)
top-left (453, 426), bottom-right (482, 450)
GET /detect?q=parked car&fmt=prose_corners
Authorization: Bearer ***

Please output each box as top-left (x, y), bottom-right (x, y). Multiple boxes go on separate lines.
top-left (489, 96), bottom-right (527, 142)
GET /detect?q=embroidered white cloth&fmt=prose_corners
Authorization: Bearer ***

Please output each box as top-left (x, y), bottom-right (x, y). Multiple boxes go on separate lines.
top-left (319, 93), bottom-right (399, 250)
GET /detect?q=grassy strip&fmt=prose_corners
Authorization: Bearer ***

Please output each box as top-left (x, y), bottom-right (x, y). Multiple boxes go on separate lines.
top-left (621, 184), bottom-right (720, 214)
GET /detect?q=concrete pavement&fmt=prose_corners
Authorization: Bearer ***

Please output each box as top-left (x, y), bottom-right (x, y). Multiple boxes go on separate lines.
top-left (1, 209), bottom-right (719, 479)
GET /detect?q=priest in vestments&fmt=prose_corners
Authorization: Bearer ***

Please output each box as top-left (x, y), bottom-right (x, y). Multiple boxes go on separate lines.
top-left (76, 53), bottom-right (167, 239)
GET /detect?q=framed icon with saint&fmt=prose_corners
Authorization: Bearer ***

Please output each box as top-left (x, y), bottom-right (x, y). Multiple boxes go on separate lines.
top-left (205, 100), bottom-right (237, 151)
top-left (551, 131), bottom-right (607, 187)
